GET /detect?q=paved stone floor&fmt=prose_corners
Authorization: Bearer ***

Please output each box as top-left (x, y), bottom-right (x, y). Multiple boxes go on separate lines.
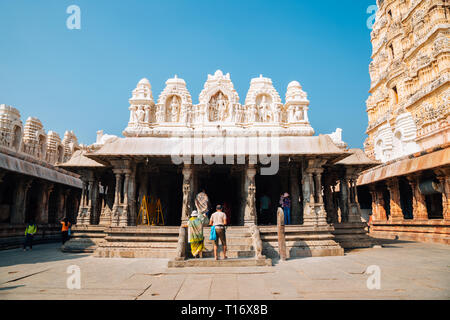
top-left (0, 240), bottom-right (449, 300)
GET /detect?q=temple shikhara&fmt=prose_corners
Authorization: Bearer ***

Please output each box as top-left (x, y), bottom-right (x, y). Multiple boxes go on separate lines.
top-left (0, 0), bottom-right (448, 265)
top-left (358, 0), bottom-right (449, 244)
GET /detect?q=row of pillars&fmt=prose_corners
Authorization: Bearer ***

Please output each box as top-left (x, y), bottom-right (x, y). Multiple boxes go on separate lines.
top-left (369, 169), bottom-right (450, 223)
top-left (0, 171), bottom-right (76, 225)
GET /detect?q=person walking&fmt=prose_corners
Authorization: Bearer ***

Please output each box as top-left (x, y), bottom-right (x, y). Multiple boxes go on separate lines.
top-left (209, 204), bottom-right (227, 260)
top-left (60, 217), bottom-right (71, 245)
top-left (24, 219), bottom-right (37, 251)
top-left (279, 192), bottom-right (291, 225)
top-left (195, 188), bottom-right (211, 216)
top-left (188, 210), bottom-right (209, 259)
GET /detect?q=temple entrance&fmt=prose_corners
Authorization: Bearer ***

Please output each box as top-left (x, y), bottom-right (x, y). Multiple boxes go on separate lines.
top-left (197, 167), bottom-right (241, 226)
top-left (256, 174), bottom-right (283, 225)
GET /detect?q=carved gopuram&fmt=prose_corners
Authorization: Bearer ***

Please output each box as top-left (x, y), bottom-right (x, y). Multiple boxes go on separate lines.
top-left (60, 71), bottom-right (378, 263)
top-left (358, 0), bottom-right (450, 244)
top-left (0, 104), bottom-right (82, 248)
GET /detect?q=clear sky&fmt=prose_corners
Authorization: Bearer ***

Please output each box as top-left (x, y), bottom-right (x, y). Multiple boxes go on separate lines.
top-left (0, 0), bottom-right (376, 148)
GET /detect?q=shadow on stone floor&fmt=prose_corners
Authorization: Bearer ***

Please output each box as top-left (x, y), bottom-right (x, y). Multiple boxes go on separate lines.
top-left (0, 243), bottom-right (89, 268)
top-left (0, 285), bottom-right (25, 291)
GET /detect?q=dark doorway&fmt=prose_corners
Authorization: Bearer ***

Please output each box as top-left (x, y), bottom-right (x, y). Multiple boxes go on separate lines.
top-left (399, 178), bottom-right (413, 219)
top-left (382, 186), bottom-right (391, 219)
top-left (198, 167), bottom-right (240, 226)
top-left (256, 174), bottom-right (283, 225)
top-left (25, 180), bottom-right (41, 223)
top-left (425, 193), bottom-right (443, 219)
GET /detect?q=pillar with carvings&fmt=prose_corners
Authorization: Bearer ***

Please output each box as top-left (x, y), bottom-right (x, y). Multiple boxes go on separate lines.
top-left (111, 170), bottom-right (122, 227)
top-left (119, 170), bottom-right (130, 227)
top-left (435, 168), bottom-right (450, 221)
top-left (289, 165), bottom-right (301, 225)
top-left (386, 177), bottom-right (403, 223)
top-left (339, 176), bottom-right (350, 223)
top-left (11, 177), bottom-right (33, 224)
top-left (407, 175), bottom-right (428, 221)
top-left (244, 164), bottom-right (257, 226)
top-left (181, 164), bottom-right (193, 224)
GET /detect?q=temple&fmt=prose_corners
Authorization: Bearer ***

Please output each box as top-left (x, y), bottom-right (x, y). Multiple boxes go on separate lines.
top-left (0, 105), bottom-right (81, 248)
top-left (358, 0), bottom-right (449, 244)
top-left (59, 71), bottom-right (378, 263)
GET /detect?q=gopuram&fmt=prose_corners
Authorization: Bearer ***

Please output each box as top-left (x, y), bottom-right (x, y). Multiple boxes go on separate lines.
top-left (60, 70), bottom-right (378, 265)
top-left (358, 0), bottom-right (449, 244)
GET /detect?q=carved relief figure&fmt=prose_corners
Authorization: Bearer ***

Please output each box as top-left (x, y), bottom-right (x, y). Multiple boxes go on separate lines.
top-left (274, 104), bottom-right (283, 123)
top-left (170, 96), bottom-right (181, 122)
top-left (258, 96), bottom-right (272, 122)
top-left (217, 92), bottom-right (229, 121)
top-left (136, 106), bottom-right (146, 123)
top-left (293, 106), bottom-right (303, 122)
top-left (208, 96), bottom-right (218, 122)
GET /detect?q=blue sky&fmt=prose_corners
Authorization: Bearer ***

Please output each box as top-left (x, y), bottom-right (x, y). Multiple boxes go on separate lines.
top-left (0, 0), bottom-right (376, 148)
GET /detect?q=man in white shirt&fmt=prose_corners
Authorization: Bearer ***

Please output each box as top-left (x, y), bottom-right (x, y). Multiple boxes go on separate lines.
top-left (209, 204), bottom-right (227, 260)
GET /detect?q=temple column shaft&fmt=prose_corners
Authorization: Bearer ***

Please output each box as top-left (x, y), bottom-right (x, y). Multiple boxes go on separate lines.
top-left (407, 175), bottom-right (428, 221)
top-left (181, 164), bottom-right (193, 224)
top-left (289, 166), bottom-right (301, 225)
top-left (386, 178), bottom-right (403, 222)
top-left (244, 164), bottom-right (257, 226)
top-left (435, 169), bottom-right (450, 221)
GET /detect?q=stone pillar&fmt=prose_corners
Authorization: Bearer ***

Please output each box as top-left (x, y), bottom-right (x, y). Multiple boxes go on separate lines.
top-left (119, 171), bottom-right (130, 227)
top-left (181, 164), bottom-right (193, 224)
top-left (386, 178), bottom-right (403, 223)
top-left (38, 182), bottom-right (53, 224)
top-left (407, 175), bottom-right (428, 221)
top-left (308, 172), bottom-right (315, 204)
top-left (339, 177), bottom-right (349, 222)
top-left (244, 164), bottom-right (257, 226)
top-left (369, 185), bottom-right (383, 222)
top-left (289, 165), bottom-right (301, 225)
top-left (11, 177), bottom-right (33, 224)
top-left (324, 179), bottom-right (337, 223)
top-left (128, 167), bottom-right (137, 226)
top-left (435, 168), bottom-right (450, 221)
top-left (315, 172), bottom-right (323, 204)
top-left (111, 171), bottom-right (122, 227)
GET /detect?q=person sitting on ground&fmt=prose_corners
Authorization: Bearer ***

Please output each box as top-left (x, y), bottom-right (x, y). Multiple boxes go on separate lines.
top-left (188, 210), bottom-right (209, 259)
top-left (60, 217), bottom-right (71, 245)
top-left (24, 219), bottom-right (37, 251)
top-left (209, 204), bottom-right (228, 260)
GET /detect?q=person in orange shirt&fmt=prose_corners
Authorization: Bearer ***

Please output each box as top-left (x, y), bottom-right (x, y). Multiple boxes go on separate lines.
top-left (60, 217), bottom-right (71, 245)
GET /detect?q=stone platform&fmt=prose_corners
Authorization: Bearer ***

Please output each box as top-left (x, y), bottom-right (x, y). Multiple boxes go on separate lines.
top-left (332, 222), bottom-right (376, 249)
top-left (62, 225), bottom-right (106, 253)
top-left (93, 226), bottom-right (179, 258)
top-left (370, 220), bottom-right (450, 245)
top-left (259, 225), bottom-right (344, 258)
top-left (168, 257), bottom-right (272, 268)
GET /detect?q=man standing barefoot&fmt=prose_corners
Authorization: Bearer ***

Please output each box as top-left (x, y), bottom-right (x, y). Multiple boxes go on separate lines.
top-left (209, 205), bottom-right (227, 260)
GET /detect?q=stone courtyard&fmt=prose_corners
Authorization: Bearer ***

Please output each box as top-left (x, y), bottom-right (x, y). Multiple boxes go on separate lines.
top-left (1, 240), bottom-right (449, 300)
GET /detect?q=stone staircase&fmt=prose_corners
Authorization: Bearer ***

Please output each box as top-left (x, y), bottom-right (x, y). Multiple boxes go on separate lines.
top-left (259, 225), bottom-right (344, 258)
top-left (168, 226), bottom-right (272, 268)
top-left (93, 226), bottom-right (180, 258)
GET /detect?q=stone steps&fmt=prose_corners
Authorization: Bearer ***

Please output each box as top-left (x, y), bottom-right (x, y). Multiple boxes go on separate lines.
top-left (168, 257), bottom-right (272, 268)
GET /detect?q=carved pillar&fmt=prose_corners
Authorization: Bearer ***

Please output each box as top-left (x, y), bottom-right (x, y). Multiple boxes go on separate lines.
top-left (407, 175), bottom-right (428, 221)
top-left (111, 171), bottom-right (122, 227)
top-left (138, 172), bottom-right (149, 225)
top-left (369, 185), bottom-right (382, 222)
top-left (38, 182), bottom-right (53, 224)
top-left (181, 164), bottom-right (193, 224)
top-left (435, 168), bottom-right (450, 221)
top-left (347, 174), bottom-right (363, 223)
top-left (128, 167), bottom-right (137, 226)
top-left (386, 177), bottom-right (403, 223)
top-left (324, 177), bottom-right (337, 223)
top-left (119, 171), bottom-right (130, 227)
top-left (315, 172), bottom-right (323, 204)
top-left (339, 177), bottom-right (350, 223)
top-left (11, 177), bottom-right (33, 224)
top-left (289, 165), bottom-right (301, 225)
top-left (244, 164), bottom-right (257, 226)
top-left (308, 172), bottom-right (315, 204)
